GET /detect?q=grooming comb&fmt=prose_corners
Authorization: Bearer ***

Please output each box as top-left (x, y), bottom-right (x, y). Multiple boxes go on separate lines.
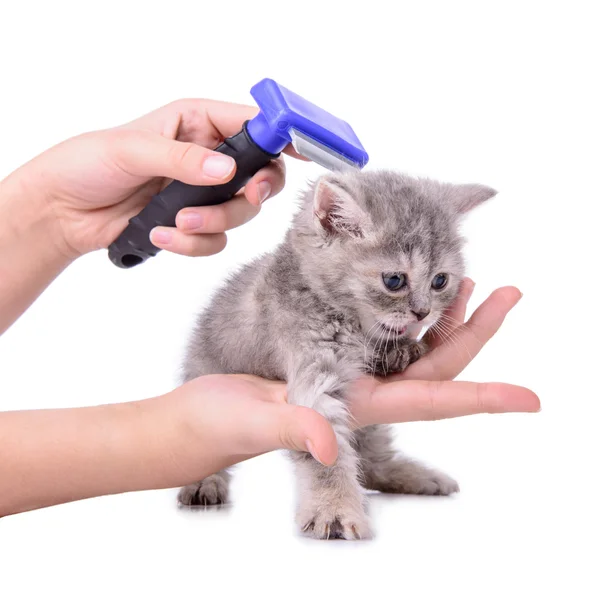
top-left (108, 78), bottom-right (369, 268)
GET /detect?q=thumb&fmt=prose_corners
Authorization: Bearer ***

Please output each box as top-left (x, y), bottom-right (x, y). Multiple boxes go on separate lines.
top-left (112, 130), bottom-right (237, 185)
top-left (251, 404), bottom-right (338, 466)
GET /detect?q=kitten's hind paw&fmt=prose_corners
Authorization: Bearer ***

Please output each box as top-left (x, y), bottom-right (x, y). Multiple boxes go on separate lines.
top-left (397, 470), bottom-right (459, 496)
top-left (178, 474), bottom-right (229, 506)
top-left (365, 460), bottom-right (459, 496)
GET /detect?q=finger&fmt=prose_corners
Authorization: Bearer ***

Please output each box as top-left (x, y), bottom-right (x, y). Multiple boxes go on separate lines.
top-left (127, 99), bottom-right (311, 161)
top-left (356, 380), bottom-right (540, 427)
top-left (440, 277), bottom-right (475, 329)
top-left (176, 197), bottom-right (260, 234)
top-left (123, 98), bottom-right (257, 147)
top-left (241, 403), bottom-right (338, 466)
top-left (275, 405), bottom-right (338, 466)
top-left (111, 129), bottom-right (237, 185)
top-left (149, 228), bottom-right (227, 257)
top-left (402, 286), bottom-right (523, 381)
top-left (426, 278), bottom-right (475, 348)
top-left (242, 158), bottom-right (287, 206)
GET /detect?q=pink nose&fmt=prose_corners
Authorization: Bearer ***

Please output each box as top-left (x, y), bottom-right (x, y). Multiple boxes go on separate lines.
top-left (411, 309), bottom-right (430, 322)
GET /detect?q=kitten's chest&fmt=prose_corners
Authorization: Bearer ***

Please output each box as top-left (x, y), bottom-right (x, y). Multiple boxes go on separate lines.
top-left (337, 322), bottom-right (416, 376)
top-left (295, 309), bottom-right (411, 377)
top-left (309, 313), bottom-right (362, 351)
top-left (312, 316), bottom-right (382, 371)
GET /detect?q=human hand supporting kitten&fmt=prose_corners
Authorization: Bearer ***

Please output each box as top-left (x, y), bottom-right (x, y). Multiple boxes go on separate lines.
top-left (0, 283), bottom-right (532, 518)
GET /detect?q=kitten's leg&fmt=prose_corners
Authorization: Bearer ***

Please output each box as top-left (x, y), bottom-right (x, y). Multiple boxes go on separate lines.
top-left (379, 338), bottom-right (428, 374)
top-left (355, 425), bottom-right (459, 496)
top-left (177, 469), bottom-right (231, 506)
top-left (288, 357), bottom-right (370, 540)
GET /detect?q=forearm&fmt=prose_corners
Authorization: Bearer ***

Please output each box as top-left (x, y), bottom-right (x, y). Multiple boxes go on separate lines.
top-left (0, 171), bottom-right (72, 334)
top-left (0, 393), bottom-right (220, 517)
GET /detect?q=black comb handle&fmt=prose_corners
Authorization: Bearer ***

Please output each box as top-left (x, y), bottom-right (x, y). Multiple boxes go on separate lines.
top-left (108, 122), bottom-right (278, 268)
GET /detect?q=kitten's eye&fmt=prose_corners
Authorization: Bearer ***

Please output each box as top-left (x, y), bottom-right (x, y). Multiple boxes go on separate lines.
top-left (432, 273), bottom-right (448, 290)
top-left (382, 273), bottom-right (407, 291)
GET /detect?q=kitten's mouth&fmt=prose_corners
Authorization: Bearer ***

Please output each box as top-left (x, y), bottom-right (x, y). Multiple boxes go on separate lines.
top-left (379, 323), bottom-right (407, 336)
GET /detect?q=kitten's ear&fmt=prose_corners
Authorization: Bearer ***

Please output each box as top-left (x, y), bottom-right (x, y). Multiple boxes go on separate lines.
top-left (313, 177), bottom-right (371, 238)
top-left (447, 183), bottom-right (498, 214)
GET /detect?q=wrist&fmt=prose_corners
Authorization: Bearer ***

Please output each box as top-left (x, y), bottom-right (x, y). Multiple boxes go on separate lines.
top-left (103, 390), bottom-right (232, 492)
top-left (0, 170), bottom-right (76, 333)
top-left (0, 169), bottom-right (75, 264)
top-left (121, 393), bottom-right (211, 489)
top-left (148, 387), bottom-right (238, 483)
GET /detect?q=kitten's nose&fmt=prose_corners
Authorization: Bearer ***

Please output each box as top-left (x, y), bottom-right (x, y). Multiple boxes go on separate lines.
top-left (411, 309), bottom-right (430, 322)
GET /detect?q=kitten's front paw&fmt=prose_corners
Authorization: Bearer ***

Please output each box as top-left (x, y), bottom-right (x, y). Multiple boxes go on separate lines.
top-left (297, 500), bottom-right (371, 541)
top-left (382, 339), bottom-right (428, 374)
top-left (178, 474), bottom-right (229, 506)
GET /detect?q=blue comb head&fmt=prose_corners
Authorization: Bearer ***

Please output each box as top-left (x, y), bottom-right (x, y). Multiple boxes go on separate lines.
top-left (246, 78), bottom-right (369, 171)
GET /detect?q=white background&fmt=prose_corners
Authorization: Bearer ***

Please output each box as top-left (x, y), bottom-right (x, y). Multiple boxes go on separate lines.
top-left (0, 1), bottom-right (598, 598)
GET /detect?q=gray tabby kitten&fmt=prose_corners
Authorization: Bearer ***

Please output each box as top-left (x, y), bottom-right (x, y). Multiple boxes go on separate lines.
top-left (179, 170), bottom-right (496, 540)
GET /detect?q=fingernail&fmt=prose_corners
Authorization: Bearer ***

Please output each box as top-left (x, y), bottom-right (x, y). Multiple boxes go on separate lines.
top-left (202, 155), bottom-right (235, 179)
top-left (305, 439), bottom-right (324, 465)
top-left (150, 228), bottom-right (172, 246)
top-left (258, 181), bottom-right (271, 203)
top-left (180, 213), bottom-right (204, 231)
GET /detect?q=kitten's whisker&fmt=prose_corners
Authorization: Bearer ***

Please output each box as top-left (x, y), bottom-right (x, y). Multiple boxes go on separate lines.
top-left (436, 315), bottom-right (463, 334)
top-left (363, 322), bottom-right (381, 350)
top-left (362, 322), bottom-right (379, 342)
top-left (433, 318), bottom-right (461, 338)
top-left (362, 322), bottom-right (383, 377)
top-left (432, 321), bottom-right (464, 345)
top-left (367, 327), bottom-right (381, 377)
top-left (439, 314), bottom-right (464, 326)
top-left (437, 314), bottom-right (484, 347)
top-left (383, 326), bottom-right (392, 376)
top-left (362, 322), bottom-right (380, 371)
top-left (373, 327), bottom-right (388, 378)
top-left (430, 322), bottom-right (473, 362)
top-left (438, 313), bottom-right (475, 331)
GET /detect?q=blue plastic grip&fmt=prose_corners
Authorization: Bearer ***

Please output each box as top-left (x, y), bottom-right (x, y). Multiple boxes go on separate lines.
top-left (246, 78), bottom-right (369, 166)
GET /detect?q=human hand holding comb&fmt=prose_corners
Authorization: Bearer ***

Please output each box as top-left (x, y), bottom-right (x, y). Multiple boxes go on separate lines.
top-left (106, 79), bottom-right (368, 268)
top-left (3, 96), bottom-right (298, 262)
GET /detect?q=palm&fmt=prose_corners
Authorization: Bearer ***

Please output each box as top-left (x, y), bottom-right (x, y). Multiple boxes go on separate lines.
top-left (42, 131), bottom-right (170, 253)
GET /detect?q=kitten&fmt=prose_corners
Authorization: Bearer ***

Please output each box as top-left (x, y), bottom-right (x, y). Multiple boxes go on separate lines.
top-left (178, 170), bottom-right (496, 539)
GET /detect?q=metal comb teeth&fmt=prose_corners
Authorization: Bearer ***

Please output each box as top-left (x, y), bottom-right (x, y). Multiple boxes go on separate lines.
top-left (289, 129), bottom-right (359, 172)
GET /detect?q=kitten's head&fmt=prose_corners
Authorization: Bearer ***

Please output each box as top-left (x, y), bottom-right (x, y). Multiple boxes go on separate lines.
top-left (293, 170), bottom-right (496, 339)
